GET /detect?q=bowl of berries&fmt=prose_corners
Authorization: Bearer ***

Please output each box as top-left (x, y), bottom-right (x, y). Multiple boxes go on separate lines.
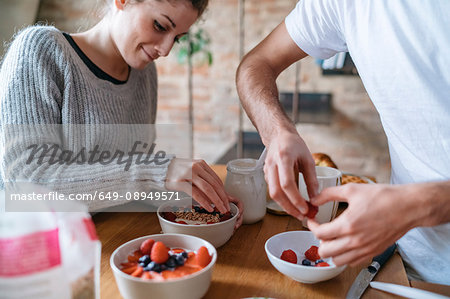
top-left (110, 234), bottom-right (217, 299)
top-left (157, 201), bottom-right (239, 248)
top-left (265, 231), bottom-right (346, 284)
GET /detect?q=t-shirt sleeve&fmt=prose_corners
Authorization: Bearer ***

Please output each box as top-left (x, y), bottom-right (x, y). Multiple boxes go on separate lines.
top-left (285, 0), bottom-right (348, 59)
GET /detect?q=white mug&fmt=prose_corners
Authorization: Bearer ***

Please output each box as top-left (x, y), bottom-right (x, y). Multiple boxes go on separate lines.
top-left (300, 166), bottom-right (341, 228)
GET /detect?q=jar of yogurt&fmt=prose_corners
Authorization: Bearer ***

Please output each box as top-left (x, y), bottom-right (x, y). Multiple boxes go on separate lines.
top-left (224, 158), bottom-right (267, 224)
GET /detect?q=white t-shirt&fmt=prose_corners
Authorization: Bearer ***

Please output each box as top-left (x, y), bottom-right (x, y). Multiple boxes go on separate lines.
top-left (286, 0), bottom-right (450, 284)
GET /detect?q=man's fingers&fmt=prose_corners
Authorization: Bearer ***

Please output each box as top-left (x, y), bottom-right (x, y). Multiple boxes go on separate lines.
top-left (277, 159), bottom-right (308, 214)
top-left (266, 164), bottom-right (304, 219)
top-left (318, 236), bottom-right (365, 259)
top-left (330, 247), bottom-right (372, 267)
top-left (300, 159), bottom-right (319, 198)
top-left (308, 212), bottom-right (350, 241)
top-left (310, 185), bottom-right (348, 206)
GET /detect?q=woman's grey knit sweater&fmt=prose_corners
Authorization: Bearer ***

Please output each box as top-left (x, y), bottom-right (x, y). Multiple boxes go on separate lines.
top-left (0, 26), bottom-right (172, 211)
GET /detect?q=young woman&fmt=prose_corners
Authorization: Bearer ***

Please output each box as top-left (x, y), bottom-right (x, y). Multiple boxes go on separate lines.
top-left (0, 0), bottom-right (242, 227)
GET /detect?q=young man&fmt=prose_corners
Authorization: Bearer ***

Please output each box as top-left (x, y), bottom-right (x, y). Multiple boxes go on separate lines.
top-left (236, 0), bottom-right (450, 284)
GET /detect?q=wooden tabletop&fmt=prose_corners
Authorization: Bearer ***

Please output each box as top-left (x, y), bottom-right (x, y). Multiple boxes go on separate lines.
top-left (93, 165), bottom-right (410, 299)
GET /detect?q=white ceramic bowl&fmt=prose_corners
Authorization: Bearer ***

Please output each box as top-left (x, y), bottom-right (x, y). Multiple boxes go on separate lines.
top-left (157, 202), bottom-right (239, 248)
top-left (265, 231), bottom-right (346, 284)
top-left (110, 234), bottom-right (217, 299)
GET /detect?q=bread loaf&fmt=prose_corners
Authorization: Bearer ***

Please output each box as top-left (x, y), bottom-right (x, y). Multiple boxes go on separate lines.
top-left (311, 153), bottom-right (338, 169)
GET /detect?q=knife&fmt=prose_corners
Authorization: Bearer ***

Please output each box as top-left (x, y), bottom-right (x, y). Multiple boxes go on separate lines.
top-left (345, 243), bottom-right (397, 299)
top-left (370, 281), bottom-right (450, 299)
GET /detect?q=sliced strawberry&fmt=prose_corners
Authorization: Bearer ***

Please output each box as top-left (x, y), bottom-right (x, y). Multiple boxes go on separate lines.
top-left (151, 241), bottom-right (169, 264)
top-left (315, 262), bottom-right (330, 267)
top-left (219, 214), bottom-right (232, 222)
top-left (176, 220), bottom-right (187, 224)
top-left (196, 246), bottom-right (212, 267)
top-left (304, 245), bottom-right (321, 261)
top-left (305, 202), bottom-right (318, 219)
top-left (280, 249), bottom-right (297, 264)
top-left (162, 212), bottom-right (177, 222)
top-left (140, 239), bottom-right (155, 255)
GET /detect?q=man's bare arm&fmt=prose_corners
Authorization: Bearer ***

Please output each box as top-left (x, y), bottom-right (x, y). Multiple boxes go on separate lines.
top-left (236, 21), bottom-right (307, 144)
top-left (236, 21), bottom-right (318, 218)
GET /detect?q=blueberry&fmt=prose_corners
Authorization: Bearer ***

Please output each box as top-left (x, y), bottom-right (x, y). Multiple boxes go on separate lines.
top-left (175, 254), bottom-right (185, 266)
top-left (138, 255), bottom-right (150, 266)
top-left (194, 206), bottom-right (200, 212)
top-left (160, 264), bottom-right (167, 272)
top-left (166, 256), bottom-right (177, 268)
top-left (181, 251), bottom-right (188, 259)
top-left (145, 261), bottom-right (161, 272)
top-left (316, 259), bottom-right (324, 264)
top-left (139, 262), bottom-right (147, 267)
top-left (302, 259), bottom-right (312, 266)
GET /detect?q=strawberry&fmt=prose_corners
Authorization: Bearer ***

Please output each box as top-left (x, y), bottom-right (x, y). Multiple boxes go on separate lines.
top-left (305, 202), bottom-right (318, 219)
top-left (151, 241), bottom-right (169, 264)
top-left (315, 262), bottom-right (330, 267)
top-left (131, 266), bottom-right (144, 277)
top-left (219, 213), bottom-right (232, 222)
top-left (140, 239), bottom-right (155, 255)
top-left (176, 221), bottom-right (187, 224)
top-left (280, 249), bottom-right (297, 264)
top-left (196, 246), bottom-right (212, 267)
top-left (122, 265), bottom-right (138, 274)
top-left (304, 245), bottom-right (321, 261)
top-left (163, 212), bottom-right (176, 222)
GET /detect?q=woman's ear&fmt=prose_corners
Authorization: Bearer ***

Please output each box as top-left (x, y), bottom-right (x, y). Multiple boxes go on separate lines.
top-left (114, 0), bottom-right (126, 10)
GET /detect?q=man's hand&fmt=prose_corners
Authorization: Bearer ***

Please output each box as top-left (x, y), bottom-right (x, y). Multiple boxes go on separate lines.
top-left (165, 158), bottom-right (230, 214)
top-left (264, 130), bottom-right (319, 220)
top-left (307, 183), bottom-right (420, 266)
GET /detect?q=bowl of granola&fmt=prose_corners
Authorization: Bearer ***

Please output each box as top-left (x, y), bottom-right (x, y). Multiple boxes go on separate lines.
top-left (157, 202), bottom-right (239, 248)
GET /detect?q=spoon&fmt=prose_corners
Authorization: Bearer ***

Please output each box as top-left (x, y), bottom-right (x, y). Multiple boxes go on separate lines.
top-left (255, 147), bottom-right (267, 169)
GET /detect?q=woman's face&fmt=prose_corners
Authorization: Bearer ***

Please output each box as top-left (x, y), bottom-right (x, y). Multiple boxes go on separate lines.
top-left (111, 0), bottom-right (198, 69)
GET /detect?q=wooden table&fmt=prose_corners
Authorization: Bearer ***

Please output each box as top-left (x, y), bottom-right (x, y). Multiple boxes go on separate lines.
top-left (93, 165), bottom-right (410, 299)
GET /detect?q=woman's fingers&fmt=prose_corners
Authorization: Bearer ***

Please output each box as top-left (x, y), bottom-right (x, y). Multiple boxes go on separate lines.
top-left (191, 185), bottom-right (214, 212)
top-left (228, 196), bottom-right (244, 229)
top-left (195, 161), bottom-right (230, 211)
top-left (192, 172), bottom-right (227, 213)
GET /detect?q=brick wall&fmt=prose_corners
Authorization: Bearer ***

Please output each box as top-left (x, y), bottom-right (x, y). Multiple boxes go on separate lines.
top-left (32, 0), bottom-right (390, 182)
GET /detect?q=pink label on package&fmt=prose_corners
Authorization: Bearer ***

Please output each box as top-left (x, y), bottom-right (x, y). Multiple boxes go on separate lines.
top-left (0, 228), bottom-right (61, 277)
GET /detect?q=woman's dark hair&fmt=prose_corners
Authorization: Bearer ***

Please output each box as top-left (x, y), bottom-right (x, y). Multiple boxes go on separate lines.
top-left (135, 0), bottom-right (209, 17)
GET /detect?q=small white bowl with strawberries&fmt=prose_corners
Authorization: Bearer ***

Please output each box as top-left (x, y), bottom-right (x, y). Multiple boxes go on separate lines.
top-left (110, 234), bottom-right (217, 299)
top-left (265, 231), bottom-right (346, 284)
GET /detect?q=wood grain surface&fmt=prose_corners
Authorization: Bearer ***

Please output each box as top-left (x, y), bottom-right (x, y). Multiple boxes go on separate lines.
top-left (93, 165), bottom-right (410, 299)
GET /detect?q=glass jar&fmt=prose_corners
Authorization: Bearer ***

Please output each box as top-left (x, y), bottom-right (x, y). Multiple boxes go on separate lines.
top-left (224, 158), bottom-right (267, 224)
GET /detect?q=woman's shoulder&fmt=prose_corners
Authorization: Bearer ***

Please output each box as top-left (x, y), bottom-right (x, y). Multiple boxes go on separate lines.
top-left (4, 25), bottom-right (67, 61)
top-left (9, 25), bottom-right (62, 47)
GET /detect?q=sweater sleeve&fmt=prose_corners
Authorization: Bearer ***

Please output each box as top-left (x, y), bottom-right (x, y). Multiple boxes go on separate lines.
top-left (0, 27), bottom-right (177, 212)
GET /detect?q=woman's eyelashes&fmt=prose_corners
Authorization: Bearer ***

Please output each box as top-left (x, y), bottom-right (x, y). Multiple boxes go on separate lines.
top-left (154, 20), bottom-right (182, 43)
top-left (154, 20), bottom-right (167, 32)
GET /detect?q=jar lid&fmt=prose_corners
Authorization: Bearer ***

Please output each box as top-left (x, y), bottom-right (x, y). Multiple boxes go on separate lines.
top-left (226, 158), bottom-right (263, 174)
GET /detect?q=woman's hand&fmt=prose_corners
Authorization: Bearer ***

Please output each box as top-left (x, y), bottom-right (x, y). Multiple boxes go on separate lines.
top-left (307, 183), bottom-right (422, 266)
top-left (165, 158), bottom-right (230, 214)
top-left (228, 195), bottom-right (244, 230)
